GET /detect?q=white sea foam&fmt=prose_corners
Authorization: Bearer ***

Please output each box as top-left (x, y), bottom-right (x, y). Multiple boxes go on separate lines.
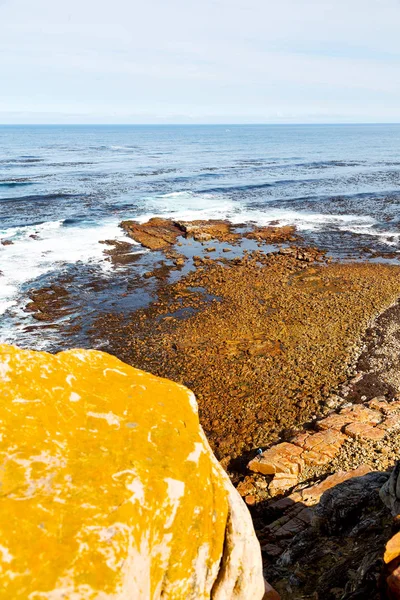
top-left (136, 191), bottom-right (236, 223)
top-left (340, 226), bottom-right (400, 246)
top-left (0, 191), bottom-right (396, 325)
top-left (135, 191), bottom-right (379, 237)
top-left (234, 208), bottom-right (377, 232)
top-left (0, 219), bottom-right (136, 316)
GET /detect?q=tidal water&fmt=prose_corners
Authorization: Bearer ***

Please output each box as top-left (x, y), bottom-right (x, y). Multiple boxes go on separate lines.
top-left (2, 124), bottom-right (400, 347)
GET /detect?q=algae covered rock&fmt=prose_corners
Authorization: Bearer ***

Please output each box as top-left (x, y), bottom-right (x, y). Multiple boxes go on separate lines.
top-left (0, 344), bottom-right (264, 599)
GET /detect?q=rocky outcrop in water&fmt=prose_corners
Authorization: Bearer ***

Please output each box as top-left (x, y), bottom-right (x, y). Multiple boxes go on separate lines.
top-left (121, 217), bottom-right (183, 250)
top-left (120, 217), bottom-right (240, 250)
top-left (0, 344), bottom-right (267, 599)
top-left (119, 218), bottom-right (299, 251)
top-left (244, 225), bottom-right (298, 244)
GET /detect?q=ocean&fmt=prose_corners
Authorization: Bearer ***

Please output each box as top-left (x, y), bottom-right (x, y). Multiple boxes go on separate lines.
top-left (2, 123), bottom-right (400, 349)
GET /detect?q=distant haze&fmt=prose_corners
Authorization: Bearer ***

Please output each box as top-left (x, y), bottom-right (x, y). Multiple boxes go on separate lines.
top-left (2, 0), bottom-right (400, 124)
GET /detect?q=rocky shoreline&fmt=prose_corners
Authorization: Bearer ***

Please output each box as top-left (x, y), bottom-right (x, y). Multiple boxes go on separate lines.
top-left (98, 219), bottom-right (400, 598)
top-left (88, 220), bottom-right (400, 462)
top-left (13, 217), bottom-right (400, 598)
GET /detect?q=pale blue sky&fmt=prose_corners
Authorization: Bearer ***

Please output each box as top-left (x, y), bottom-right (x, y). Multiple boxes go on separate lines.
top-left (1, 0), bottom-right (400, 123)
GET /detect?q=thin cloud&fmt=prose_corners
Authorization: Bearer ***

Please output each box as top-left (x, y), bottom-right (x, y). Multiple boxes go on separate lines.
top-left (1, 0), bottom-right (400, 123)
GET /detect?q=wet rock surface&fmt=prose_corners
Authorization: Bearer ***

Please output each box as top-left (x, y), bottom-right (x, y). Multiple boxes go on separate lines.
top-left (93, 244), bottom-right (400, 465)
top-left (121, 217), bottom-right (183, 250)
top-left (25, 282), bottom-right (73, 322)
top-left (120, 217), bottom-right (243, 251)
top-left (11, 220), bottom-right (400, 598)
top-left (177, 219), bottom-right (240, 243)
top-left (99, 239), bottom-right (143, 266)
top-left (245, 225), bottom-right (298, 244)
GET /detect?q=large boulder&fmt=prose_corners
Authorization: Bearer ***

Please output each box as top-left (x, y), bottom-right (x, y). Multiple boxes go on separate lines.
top-left (0, 344), bottom-right (265, 599)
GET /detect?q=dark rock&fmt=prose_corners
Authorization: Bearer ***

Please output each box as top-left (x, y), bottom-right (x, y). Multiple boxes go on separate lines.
top-left (380, 461), bottom-right (400, 517)
top-left (313, 471), bottom-right (389, 535)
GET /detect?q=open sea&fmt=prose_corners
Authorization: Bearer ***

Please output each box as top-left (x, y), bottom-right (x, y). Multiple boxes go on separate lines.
top-left (2, 123), bottom-right (400, 349)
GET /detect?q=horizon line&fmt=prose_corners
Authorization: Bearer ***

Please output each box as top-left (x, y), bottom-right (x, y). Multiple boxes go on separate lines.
top-left (2, 121), bottom-right (400, 127)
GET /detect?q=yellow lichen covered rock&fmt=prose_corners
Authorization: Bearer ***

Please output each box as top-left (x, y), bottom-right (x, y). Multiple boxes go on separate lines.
top-left (0, 344), bottom-right (265, 599)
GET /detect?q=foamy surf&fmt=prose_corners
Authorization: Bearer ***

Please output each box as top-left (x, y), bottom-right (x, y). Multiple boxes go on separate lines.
top-left (135, 191), bottom-right (238, 223)
top-left (134, 191), bottom-right (381, 240)
top-left (0, 197), bottom-right (392, 319)
top-left (0, 218), bottom-right (138, 316)
top-left (233, 208), bottom-right (377, 232)
top-left (3, 123), bottom-right (400, 350)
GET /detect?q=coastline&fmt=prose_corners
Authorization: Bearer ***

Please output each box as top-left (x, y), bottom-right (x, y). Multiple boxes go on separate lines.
top-left (96, 221), bottom-right (400, 599)
top-left (89, 221), bottom-right (400, 463)
top-left (4, 217), bottom-right (400, 598)
top-left (16, 219), bottom-right (400, 459)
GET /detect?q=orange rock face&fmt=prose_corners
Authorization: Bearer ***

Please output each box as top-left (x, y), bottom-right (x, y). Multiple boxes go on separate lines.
top-left (385, 532), bottom-right (400, 565)
top-left (244, 225), bottom-right (297, 244)
top-left (0, 344), bottom-right (265, 599)
top-left (385, 533), bottom-right (400, 599)
top-left (248, 397), bottom-right (385, 499)
top-left (177, 220), bottom-right (239, 243)
top-left (120, 218), bottom-right (239, 251)
top-left (387, 564), bottom-right (400, 599)
top-left (299, 465), bottom-right (371, 505)
top-left (268, 473), bottom-right (299, 496)
top-left (121, 217), bottom-right (182, 250)
top-left (344, 421), bottom-right (386, 441)
top-left (248, 430), bottom-right (348, 486)
top-left (263, 581), bottom-right (282, 600)
top-left (248, 442), bottom-right (304, 476)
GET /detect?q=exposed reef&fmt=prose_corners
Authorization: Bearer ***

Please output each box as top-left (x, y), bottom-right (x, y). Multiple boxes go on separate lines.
top-left (120, 217), bottom-right (298, 251)
top-left (11, 219), bottom-right (400, 598)
top-left (94, 243), bottom-right (400, 467)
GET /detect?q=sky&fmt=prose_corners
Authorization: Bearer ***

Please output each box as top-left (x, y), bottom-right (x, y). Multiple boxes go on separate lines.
top-left (1, 0), bottom-right (400, 124)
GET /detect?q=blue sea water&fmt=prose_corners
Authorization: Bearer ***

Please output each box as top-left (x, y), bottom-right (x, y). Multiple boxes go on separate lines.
top-left (1, 123), bottom-right (400, 346)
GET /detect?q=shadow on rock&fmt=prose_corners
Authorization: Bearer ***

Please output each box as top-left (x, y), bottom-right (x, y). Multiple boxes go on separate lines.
top-left (250, 468), bottom-right (400, 600)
